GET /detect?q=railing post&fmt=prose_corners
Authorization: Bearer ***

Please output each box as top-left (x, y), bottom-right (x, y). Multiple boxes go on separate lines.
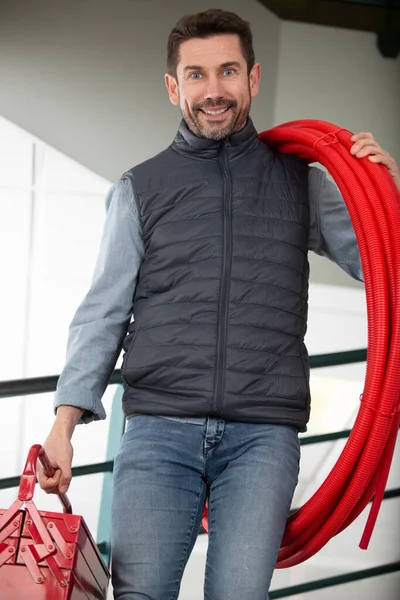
top-left (96, 384), bottom-right (125, 567)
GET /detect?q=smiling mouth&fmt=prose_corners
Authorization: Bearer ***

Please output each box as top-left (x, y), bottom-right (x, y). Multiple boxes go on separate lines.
top-left (201, 107), bottom-right (230, 116)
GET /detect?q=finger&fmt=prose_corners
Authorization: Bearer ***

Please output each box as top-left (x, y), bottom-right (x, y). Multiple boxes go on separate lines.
top-left (354, 145), bottom-right (386, 159)
top-left (58, 465), bottom-right (72, 494)
top-left (59, 475), bottom-right (72, 494)
top-left (39, 471), bottom-right (62, 494)
top-left (39, 463), bottom-right (72, 494)
top-left (350, 132), bottom-right (373, 142)
top-left (37, 462), bottom-right (51, 482)
top-left (44, 485), bottom-right (63, 495)
top-left (37, 454), bottom-right (72, 494)
top-left (350, 139), bottom-right (378, 155)
top-left (368, 154), bottom-right (395, 168)
top-left (37, 462), bottom-right (56, 480)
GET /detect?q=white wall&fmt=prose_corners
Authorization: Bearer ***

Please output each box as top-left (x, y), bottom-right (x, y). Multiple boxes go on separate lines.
top-left (275, 20), bottom-right (400, 287)
top-left (0, 0), bottom-right (280, 182)
top-left (275, 21), bottom-right (400, 158)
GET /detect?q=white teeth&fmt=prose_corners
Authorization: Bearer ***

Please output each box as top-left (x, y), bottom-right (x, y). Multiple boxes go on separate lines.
top-left (204, 108), bottom-right (228, 115)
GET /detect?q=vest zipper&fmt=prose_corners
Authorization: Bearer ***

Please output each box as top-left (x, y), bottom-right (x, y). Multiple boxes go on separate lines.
top-left (213, 139), bottom-right (233, 414)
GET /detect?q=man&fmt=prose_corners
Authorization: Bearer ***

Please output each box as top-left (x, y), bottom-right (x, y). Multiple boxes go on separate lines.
top-left (39, 9), bottom-right (400, 600)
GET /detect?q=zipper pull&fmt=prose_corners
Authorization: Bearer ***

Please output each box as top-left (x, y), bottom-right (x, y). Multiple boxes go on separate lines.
top-left (224, 137), bottom-right (231, 149)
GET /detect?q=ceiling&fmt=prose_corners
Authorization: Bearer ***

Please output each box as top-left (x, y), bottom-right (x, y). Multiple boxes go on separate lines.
top-left (257, 0), bottom-right (400, 56)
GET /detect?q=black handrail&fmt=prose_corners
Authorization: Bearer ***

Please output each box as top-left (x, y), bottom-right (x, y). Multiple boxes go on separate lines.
top-left (269, 561), bottom-right (400, 598)
top-left (0, 348), bottom-right (368, 399)
top-left (0, 460), bottom-right (114, 491)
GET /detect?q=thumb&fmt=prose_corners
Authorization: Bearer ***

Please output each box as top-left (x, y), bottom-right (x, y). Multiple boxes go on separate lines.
top-left (59, 465), bottom-right (72, 494)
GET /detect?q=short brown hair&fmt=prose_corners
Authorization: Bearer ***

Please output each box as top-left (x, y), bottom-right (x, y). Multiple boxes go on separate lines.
top-left (167, 9), bottom-right (255, 77)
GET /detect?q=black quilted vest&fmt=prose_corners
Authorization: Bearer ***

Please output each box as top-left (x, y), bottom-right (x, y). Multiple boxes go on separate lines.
top-left (121, 118), bottom-right (311, 431)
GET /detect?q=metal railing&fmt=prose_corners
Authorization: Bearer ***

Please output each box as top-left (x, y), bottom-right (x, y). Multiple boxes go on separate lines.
top-left (1, 347), bottom-right (399, 597)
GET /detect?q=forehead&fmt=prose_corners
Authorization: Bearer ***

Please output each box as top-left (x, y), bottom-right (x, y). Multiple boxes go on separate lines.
top-left (177, 34), bottom-right (245, 70)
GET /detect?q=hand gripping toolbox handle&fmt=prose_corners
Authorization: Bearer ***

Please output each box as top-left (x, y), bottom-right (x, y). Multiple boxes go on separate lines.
top-left (18, 444), bottom-right (72, 514)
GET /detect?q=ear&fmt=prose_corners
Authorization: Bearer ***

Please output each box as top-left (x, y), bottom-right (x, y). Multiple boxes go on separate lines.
top-left (249, 63), bottom-right (261, 99)
top-left (165, 73), bottom-right (179, 106)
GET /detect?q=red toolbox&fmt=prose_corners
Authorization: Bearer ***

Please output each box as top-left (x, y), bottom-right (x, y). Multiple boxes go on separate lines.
top-left (0, 445), bottom-right (110, 599)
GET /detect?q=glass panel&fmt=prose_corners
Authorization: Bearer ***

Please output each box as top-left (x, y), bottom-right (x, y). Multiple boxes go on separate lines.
top-left (37, 145), bottom-right (110, 195)
top-left (0, 190), bottom-right (31, 380)
top-left (26, 191), bottom-right (107, 375)
top-left (0, 116), bottom-right (33, 189)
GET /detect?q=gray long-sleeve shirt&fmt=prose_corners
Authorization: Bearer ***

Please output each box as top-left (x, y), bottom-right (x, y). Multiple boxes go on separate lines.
top-left (54, 166), bottom-right (363, 423)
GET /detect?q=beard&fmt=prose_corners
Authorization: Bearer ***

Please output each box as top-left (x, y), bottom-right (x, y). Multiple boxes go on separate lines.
top-left (181, 97), bottom-right (252, 141)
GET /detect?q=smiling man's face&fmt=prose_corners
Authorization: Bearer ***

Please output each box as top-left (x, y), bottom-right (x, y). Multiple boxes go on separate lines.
top-left (165, 34), bottom-right (261, 140)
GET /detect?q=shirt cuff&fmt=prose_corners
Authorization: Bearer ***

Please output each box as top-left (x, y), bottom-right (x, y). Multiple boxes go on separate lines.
top-left (54, 386), bottom-right (107, 424)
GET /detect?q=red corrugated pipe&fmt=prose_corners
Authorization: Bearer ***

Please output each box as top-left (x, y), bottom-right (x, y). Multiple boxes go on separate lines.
top-left (201, 120), bottom-right (400, 568)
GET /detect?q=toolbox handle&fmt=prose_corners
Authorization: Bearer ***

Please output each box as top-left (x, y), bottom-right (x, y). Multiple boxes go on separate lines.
top-left (18, 444), bottom-right (72, 514)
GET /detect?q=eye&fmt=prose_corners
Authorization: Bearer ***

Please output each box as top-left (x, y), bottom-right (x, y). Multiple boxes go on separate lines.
top-left (223, 69), bottom-right (235, 76)
top-left (190, 72), bottom-right (202, 79)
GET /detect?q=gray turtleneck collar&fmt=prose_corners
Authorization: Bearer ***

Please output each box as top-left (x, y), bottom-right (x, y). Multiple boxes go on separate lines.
top-left (171, 117), bottom-right (261, 159)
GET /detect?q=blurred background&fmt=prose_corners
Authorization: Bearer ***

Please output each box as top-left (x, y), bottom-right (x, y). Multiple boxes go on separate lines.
top-left (0, 1), bottom-right (399, 598)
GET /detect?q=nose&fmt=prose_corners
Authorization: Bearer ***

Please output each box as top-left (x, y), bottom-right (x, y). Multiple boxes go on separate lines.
top-left (204, 74), bottom-right (225, 101)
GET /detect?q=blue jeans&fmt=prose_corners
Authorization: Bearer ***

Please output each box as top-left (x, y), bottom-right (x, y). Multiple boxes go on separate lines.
top-left (111, 416), bottom-right (300, 599)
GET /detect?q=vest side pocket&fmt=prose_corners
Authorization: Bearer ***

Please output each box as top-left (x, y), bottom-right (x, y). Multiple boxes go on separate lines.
top-left (121, 327), bottom-right (138, 382)
top-left (299, 339), bottom-right (310, 383)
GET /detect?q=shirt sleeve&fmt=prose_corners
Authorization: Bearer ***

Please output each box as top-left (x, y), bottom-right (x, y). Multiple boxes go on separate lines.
top-left (54, 177), bottom-right (144, 423)
top-left (308, 166), bottom-right (363, 282)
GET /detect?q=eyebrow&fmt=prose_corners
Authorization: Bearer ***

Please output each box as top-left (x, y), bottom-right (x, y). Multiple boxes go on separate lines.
top-left (183, 61), bottom-right (242, 73)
